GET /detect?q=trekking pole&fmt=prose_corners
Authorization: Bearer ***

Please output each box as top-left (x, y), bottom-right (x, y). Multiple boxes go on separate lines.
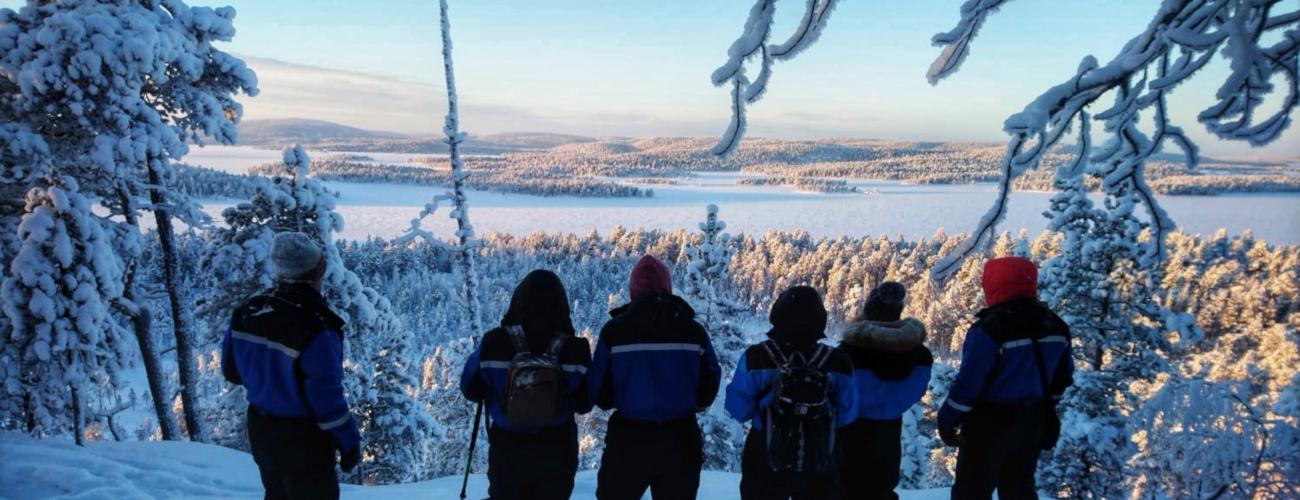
top-left (459, 401), bottom-right (484, 500)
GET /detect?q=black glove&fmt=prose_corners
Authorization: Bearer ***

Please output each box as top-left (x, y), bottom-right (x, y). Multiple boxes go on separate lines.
top-left (339, 446), bottom-right (361, 473)
top-left (939, 425), bottom-right (963, 447)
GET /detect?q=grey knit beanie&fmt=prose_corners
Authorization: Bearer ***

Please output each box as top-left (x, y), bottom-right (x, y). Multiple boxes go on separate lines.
top-left (271, 232), bottom-right (323, 281)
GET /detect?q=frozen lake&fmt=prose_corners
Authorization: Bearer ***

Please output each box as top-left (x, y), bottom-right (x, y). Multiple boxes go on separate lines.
top-left (185, 146), bottom-right (1300, 244)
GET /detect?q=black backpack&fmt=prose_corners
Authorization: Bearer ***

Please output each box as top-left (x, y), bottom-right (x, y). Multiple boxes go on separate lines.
top-left (503, 325), bottom-right (570, 428)
top-left (761, 340), bottom-right (836, 474)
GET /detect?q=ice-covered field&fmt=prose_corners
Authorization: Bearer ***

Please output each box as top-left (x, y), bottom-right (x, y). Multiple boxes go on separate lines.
top-left (185, 146), bottom-right (1300, 245)
top-left (0, 434), bottom-right (950, 499)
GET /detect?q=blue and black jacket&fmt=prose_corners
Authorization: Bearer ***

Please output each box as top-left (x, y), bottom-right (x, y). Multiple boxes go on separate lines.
top-left (460, 326), bottom-right (593, 433)
top-left (938, 298), bottom-right (1073, 429)
top-left (840, 318), bottom-right (933, 421)
top-left (588, 294), bottom-right (722, 423)
top-left (725, 340), bottom-right (858, 430)
top-left (222, 283), bottom-right (360, 453)
top-left (462, 269), bottom-right (593, 434)
top-left (726, 286), bottom-right (858, 429)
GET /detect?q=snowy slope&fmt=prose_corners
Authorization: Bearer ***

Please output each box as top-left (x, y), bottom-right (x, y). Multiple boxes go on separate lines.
top-left (0, 434), bottom-right (951, 499)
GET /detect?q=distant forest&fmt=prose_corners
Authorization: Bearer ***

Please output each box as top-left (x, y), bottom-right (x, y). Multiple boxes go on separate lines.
top-left (177, 138), bottom-right (1300, 200)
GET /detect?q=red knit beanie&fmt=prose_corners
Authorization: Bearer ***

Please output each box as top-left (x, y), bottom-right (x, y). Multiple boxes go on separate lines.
top-left (629, 255), bottom-right (672, 301)
top-left (982, 257), bottom-right (1038, 307)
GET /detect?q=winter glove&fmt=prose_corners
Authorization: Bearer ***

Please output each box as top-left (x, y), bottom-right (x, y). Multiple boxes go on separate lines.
top-left (939, 425), bottom-right (963, 447)
top-left (339, 445), bottom-right (361, 473)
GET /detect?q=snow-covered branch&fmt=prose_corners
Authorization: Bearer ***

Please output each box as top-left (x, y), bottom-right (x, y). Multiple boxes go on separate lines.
top-left (710, 0), bottom-right (839, 156)
top-left (929, 0), bottom-right (1300, 281)
top-left (927, 0), bottom-right (1014, 85)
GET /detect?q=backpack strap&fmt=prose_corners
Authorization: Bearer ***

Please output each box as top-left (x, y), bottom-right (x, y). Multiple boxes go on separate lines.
top-left (808, 344), bottom-right (832, 370)
top-left (546, 332), bottom-right (570, 357)
top-left (762, 340), bottom-right (788, 366)
top-left (505, 325), bottom-right (529, 354)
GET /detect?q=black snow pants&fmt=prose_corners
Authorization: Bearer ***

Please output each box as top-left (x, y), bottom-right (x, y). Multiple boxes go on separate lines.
top-left (739, 429), bottom-right (840, 500)
top-left (838, 418), bottom-right (902, 500)
top-left (486, 421), bottom-right (579, 500)
top-left (247, 406), bottom-right (340, 500)
top-left (950, 401), bottom-right (1045, 500)
top-left (596, 413), bottom-right (704, 500)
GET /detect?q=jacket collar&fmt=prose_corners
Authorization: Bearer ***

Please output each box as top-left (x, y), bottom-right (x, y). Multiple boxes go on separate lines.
top-left (271, 282), bottom-right (345, 332)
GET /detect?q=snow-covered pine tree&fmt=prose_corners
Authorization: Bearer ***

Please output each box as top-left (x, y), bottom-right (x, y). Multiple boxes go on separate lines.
top-left (364, 340), bottom-right (442, 484)
top-left (0, 0), bottom-right (259, 441)
top-left (203, 146), bottom-right (435, 483)
top-left (682, 204), bottom-right (748, 471)
top-left (1036, 114), bottom-right (1174, 497)
top-left (0, 177), bottom-right (127, 445)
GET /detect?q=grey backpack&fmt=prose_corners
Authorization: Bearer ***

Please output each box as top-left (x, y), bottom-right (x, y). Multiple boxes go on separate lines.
top-left (503, 325), bottom-right (570, 427)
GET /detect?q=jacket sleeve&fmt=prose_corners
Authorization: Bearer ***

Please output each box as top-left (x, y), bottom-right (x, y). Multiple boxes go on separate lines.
top-left (831, 368), bottom-right (858, 427)
top-left (1049, 329), bottom-right (1074, 402)
top-left (221, 328), bottom-right (242, 385)
top-left (300, 330), bottom-right (359, 452)
top-left (589, 332), bottom-right (615, 410)
top-left (460, 343), bottom-right (489, 403)
top-left (939, 326), bottom-right (998, 429)
top-left (724, 352), bottom-right (761, 424)
top-left (697, 333), bottom-right (722, 411)
top-left (570, 337), bottom-right (595, 415)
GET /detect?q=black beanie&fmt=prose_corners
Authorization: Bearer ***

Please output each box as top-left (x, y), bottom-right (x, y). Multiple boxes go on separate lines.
top-left (768, 286), bottom-right (828, 344)
top-left (863, 281), bottom-right (907, 322)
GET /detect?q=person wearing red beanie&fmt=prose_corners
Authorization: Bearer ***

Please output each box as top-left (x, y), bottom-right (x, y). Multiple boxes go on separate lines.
top-left (938, 257), bottom-right (1075, 500)
top-left (628, 254), bottom-right (673, 302)
top-left (590, 255), bottom-right (722, 499)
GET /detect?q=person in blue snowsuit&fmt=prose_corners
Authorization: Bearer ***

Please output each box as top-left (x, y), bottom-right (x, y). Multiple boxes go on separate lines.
top-left (938, 257), bottom-right (1074, 500)
top-left (838, 282), bottom-right (933, 500)
top-left (589, 254), bottom-right (723, 499)
top-left (460, 270), bottom-right (593, 500)
top-left (726, 286), bottom-right (858, 500)
top-left (222, 232), bottom-right (361, 500)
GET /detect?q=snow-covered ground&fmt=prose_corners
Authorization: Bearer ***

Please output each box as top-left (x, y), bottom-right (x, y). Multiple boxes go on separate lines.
top-left (0, 434), bottom-right (950, 499)
top-left (185, 146), bottom-right (1300, 245)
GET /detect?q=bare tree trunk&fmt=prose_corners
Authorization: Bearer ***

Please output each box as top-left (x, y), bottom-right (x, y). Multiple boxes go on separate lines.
top-left (147, 167), bottom-right (205, 442)
top-left (115, 189), bottom-right (180, 441)
top-left (439, 0), bottom-right (482, 334)
top-left (71, 385), bottom-right (84, 446)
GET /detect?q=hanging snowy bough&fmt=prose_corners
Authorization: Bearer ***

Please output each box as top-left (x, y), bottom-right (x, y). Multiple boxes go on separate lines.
top-left (927, 0), bottom-right (1299, 282)
top-left (710, 0), bottom-right (1298, 281)
top-left (709, 0), bottom-right (840, 156)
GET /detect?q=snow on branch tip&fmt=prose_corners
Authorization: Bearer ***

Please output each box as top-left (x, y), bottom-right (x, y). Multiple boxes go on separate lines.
top-left (710, 0), bottom-right (840, 157)
top-left (930, 0), bottom-right (1300, 283)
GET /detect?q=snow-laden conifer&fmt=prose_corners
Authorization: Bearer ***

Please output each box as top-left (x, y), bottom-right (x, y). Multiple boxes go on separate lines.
top-left (1, 178), bottom-right (127, 444)
top-left (0, 0), bottom-right (259, 441)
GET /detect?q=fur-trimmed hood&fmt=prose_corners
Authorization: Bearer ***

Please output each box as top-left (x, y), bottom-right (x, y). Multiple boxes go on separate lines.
top-left (840, 317), bottom-right (932, 381)
top-left (841, 317), bottom-right (927, 352)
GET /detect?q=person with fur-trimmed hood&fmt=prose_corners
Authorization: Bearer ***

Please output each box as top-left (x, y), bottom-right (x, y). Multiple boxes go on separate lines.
top-left (460, 270), bottom-right (593, 500)
top-left (838, 282), bottom-right (933, 500)
top-left (589, 255), bottom-right (722, 499)
top-left (938, 257), bottom-right (1073, 500)
top-left (726, 286), bottom-right (857, 500)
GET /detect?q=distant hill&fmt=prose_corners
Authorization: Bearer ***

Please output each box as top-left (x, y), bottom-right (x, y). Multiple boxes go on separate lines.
top-left (237, 119), bottom-right (408, 146)
top-left (238, 118), bottom-right (596, 154)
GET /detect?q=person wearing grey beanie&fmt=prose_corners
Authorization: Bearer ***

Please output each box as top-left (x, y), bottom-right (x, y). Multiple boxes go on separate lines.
top-left (271, 231), bottom-right (325, 284)
top-left (221, 231), bottom-right (360, 499)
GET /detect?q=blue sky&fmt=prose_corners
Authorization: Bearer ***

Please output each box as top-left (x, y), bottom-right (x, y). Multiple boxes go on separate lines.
top-left (5, 0), bottom-right (1297, 158)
